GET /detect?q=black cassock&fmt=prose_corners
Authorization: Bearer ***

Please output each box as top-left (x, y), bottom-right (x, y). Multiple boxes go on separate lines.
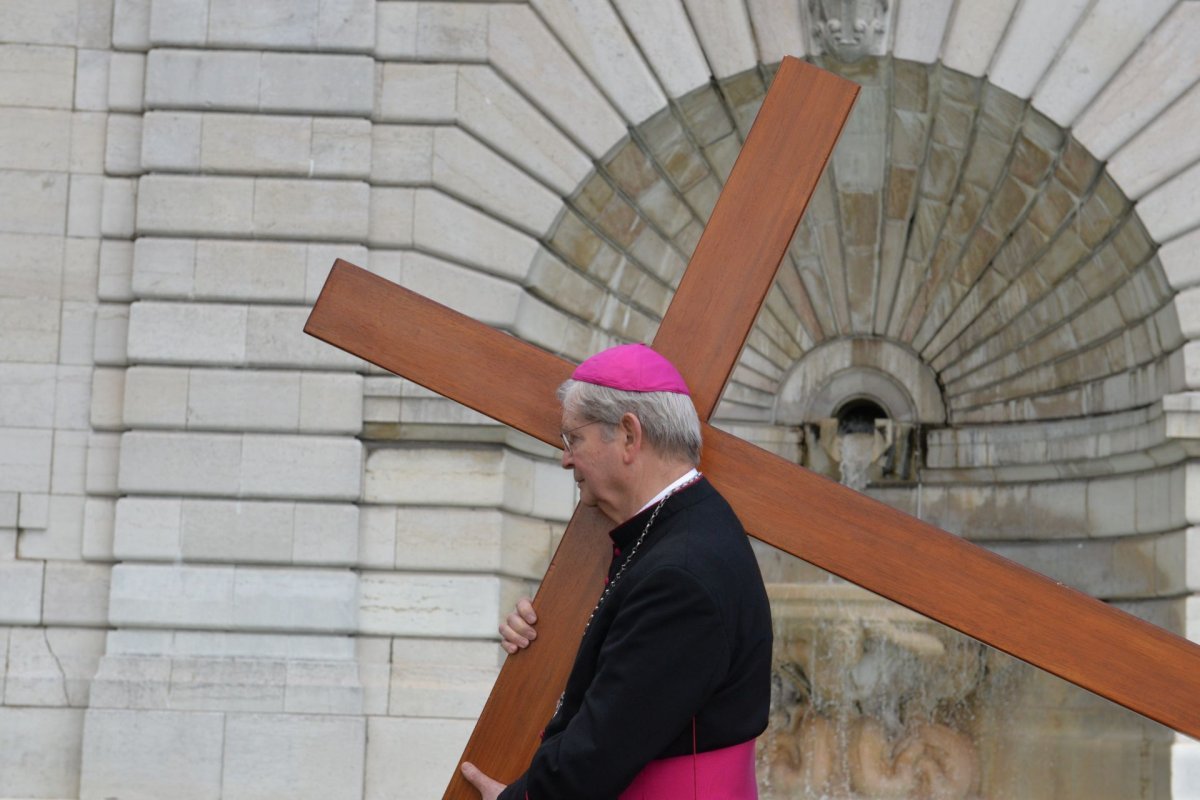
top-left (499, 477), bottom-right (773, 800)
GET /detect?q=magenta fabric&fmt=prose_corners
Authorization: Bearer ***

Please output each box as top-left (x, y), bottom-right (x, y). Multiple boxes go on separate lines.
top-left (572, 343), bottom-right (691, 395)
top-left (617, 740), bottom-right (758, 800)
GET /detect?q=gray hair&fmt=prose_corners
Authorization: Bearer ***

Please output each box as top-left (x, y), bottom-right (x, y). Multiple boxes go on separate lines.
top-left (558, 379), bottom-right (702, 466)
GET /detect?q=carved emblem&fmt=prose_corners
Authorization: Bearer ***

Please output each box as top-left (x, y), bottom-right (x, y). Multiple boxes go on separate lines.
top-left (806, 0), bottom-right (891, 62)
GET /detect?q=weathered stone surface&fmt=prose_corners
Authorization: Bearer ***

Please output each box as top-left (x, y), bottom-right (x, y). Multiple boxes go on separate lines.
top-left (942, 0), bottom-right (1019, 78)
top-left (0, 707), bottom-right (85, 798)
top-left (80, 709), bottom-right (225, 800)
top-left (989, 0), bottom-right (1092, 99)
top-left (612, 0), bottom-right (709, 97)
top-left (390, 638), bottom-right (498, 718)
top-left (364, 716), bottom-right (473, 800)
top-left (0, 44), bottom-right (76, 108)
top-left (891, 0), bottom-right (954, 63)
top-left (358, 572), bottom-right (513, 637)
top-left (0, 560), bottom-right (43, 624)
top-left (223, 713), bottom-right (365, 800)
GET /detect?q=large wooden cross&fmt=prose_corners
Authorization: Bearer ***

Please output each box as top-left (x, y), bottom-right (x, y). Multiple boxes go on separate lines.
top-left (306, 58), bottom-right (1200, 799)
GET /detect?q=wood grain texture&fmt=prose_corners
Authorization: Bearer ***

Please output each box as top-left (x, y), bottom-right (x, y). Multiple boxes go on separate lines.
top-left (654, 58), bottom-right (859, 419)
top-left (304, 259), bottom-right (1200, 756)
top-left (701, 426), bottom-right (1200, 738)
top-left (304, 260), bottom-right (568, 447)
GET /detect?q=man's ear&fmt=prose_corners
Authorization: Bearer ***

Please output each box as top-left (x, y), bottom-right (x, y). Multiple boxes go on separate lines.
top-left (618, 412), bottom-right (642, 462)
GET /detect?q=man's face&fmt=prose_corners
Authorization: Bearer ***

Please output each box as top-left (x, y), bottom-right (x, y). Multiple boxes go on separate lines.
top-left (560, 408), bottom-right (624, 523)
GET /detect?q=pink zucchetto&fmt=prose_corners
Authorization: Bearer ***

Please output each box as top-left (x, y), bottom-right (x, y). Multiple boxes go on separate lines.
top-left (572, 343), bottom-right (691, 395)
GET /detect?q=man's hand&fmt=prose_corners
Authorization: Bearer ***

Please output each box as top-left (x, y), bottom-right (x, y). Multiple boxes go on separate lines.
top-left (461, 761), bottom-right (506, 800)
top-left (499, 596), bottom-right (537, 654)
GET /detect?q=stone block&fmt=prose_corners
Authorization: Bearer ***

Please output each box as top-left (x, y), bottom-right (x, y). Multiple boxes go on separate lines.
top-left (368, 186), bottom-right (414, 247)
top-left (371, 125), bottom-right (433, 184)
top-left (389, 637), bottom-right (499, 718)
top-left (310, 117), bottom-right (371, 178)
top-left (113, 0), bottom-right (152, 50)
top-left (19, 491), bottom-right (50, 529)
top-left (245, 305), bottom-right (363, 370)
top-left (892, 0), bottom-right (954, 63)
top-left (200, 112), bottom-right (311, 174)
top-left (145, 48), bottom-right (260, 110)
top-left (299, 373), bottom-right (362, 434)
top-left (51, 429), bottom-right (88, 494)
top-left (233, 567), bottom-right (358, 632)
top-left (19, 494), bottom-right (86, 560)
top-left (358, 506), bottom-right (396, 570)
top-left (358, 572), bottom-right (505, 637)
top-left (187, 368), bottom-right (300, 431)
top-left (86, 431), bottom-right (122, 495)
top-left (123, 365), bottom-right (188, 428)
top-left (486, 5), bottom-right (625, 158)
top-left (534, 0), bottom-right (665, 123)
top-left (0, 493), bottom-right (16, 526)
top-left (88, 654), bottom-right (172, 709)
top-left (456, 65), bottom-right (592, 196)
top-left (0, 169), bottom-right (68, 235)
top-left (413, 189), bottom-right (537, 281)
top-left (148, 0), bottom-right (208, 45)
top-left (1174, 738), bottom-right (1200, 800)
top-left (141, 111), bottom-right (202, 171)
top-left (70, 110), bottom-right (108, 174)
top-left (1075, 2), bottom-right (1200, 161)
top-left (79, 709), bottom-right (225, 800)
top-left (402, 251), bottom-right (522, 327)
top-left (0, 44), bottom-right (76, 108)
top-left (0, 296), bottom-right (60, 362)
top-left (5, 626), bottom-right (105, 706)
top-left (377, 63), bottom-right (458, 123)
top-left (0, 364), bottom-right (57, 427)
top-left (107, 51), bottom-right (146, 112)
top-left (413, 2), bottom-right (490, 61)
top-left (167, 656), bottom-right (285, 711)
top-left (101, 176), bottom-right (137, 237)
top-left (1135, 469), bottom-right (1176, 534)
top-left (0, 428), bottom-right (53, 493)
top-left (0, 232), bottom-right (63, 300)
top-left (179, 498), bottom-right (291, 563)
top-left (365, 446), bottom-right (505, 507)
top-left (118, 431), bottom-right (243, 495)
top-left (239, 434), bottom-right (363, 501)
top-left (74, 48), bottom-right (111, 111)
top-left (0, 707), bottom-right (85, 799)
top-left (104, 113), bottom-right (143, 176)
top-left (0, 0), bottom-right (82, 46)
top-left (374, 1), bottom-right (417, 58)
top-left (108, 562), bottom-right (236, 628)
top-left (364, 716), bottom-right (473, 800)
top-left (43, 561), bottom-right (111, 626)
top-left (611, 0), bottom-right (709, 98)
top-left (58, 301), bottom-right (97, 368)
top-left (127, 300), bottom-right (247, 365)
top-left (253, 178), bottom-right (369, 241)
top-left (0, 528), bottom-right (14, 558)
top-left (192, 239), bottom-right (298, 301)
top-left (283, 660), bottom-right (362, 713)
top-left (0, 108), bottom-right (71, 171)
top-left (680, 0), bottom-right (757, 79)
top-left (356, 636), bottom-right (390, 715)
top-left (1033, 0), bottom-right (1175, 127)
top-left (292, 503), bottom-right (358, 566)
top-left (82, 497), bottom-right (116, 561)
top-left (67, 174), bottom-right (104, 238)
top-left (55, 364), bottom-right (94, 430)
top-left (136, 174), bottom-right (255, 237)
top-left (93, 303), bottom-right (130, 366)
top-left (259, 53), bottom-right (374, 115)
top-left (222, 713), bottom-right (365, 800)
top-left (0, 560), bottom-right (43, 624)
top-left (432, 126), bottom-right (561, 234)
top-left (99, 239), bottom-right (135, 301)
top-left (1138, 160), bottom-right (1200, 244)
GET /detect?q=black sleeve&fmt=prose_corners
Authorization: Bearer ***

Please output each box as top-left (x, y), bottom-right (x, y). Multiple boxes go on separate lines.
top-left (517, 566), bottom-right (731, 799)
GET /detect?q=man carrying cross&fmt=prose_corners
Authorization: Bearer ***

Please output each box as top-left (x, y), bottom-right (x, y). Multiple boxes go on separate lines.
top-left (460, 343), bottom-right (774, 800)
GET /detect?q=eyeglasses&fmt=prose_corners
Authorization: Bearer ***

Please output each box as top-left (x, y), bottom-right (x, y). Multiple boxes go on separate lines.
top-left (560, 420), bottom-right (602, 454)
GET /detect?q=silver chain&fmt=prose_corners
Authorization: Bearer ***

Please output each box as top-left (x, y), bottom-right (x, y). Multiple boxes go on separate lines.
top-left (552, 473), bottom-right (701, 719)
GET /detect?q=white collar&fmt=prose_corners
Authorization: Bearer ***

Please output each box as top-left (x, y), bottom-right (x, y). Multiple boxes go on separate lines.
top-left (634, 468), bottom-right (700, 516)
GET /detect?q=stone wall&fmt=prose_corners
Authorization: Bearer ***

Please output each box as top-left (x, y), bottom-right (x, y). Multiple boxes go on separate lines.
top-left (3, 0), bottom-right (1200, 797)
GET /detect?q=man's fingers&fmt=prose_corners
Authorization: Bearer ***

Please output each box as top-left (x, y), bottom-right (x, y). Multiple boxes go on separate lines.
top-left (461, 761), bottom-right (505, 800)
top-left (517, 597), bottom-right (537, 625)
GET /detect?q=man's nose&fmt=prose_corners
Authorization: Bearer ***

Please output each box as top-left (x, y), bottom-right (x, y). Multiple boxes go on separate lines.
top-left (561, 447), bottom-right (573, 469)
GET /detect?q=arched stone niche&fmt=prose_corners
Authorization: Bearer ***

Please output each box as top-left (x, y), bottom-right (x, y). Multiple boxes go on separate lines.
top-left (774, 337), bottom-right (946, 425)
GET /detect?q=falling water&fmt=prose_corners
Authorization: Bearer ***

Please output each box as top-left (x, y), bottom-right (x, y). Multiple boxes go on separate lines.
top-left (838, 432), bottom-right (875, 491)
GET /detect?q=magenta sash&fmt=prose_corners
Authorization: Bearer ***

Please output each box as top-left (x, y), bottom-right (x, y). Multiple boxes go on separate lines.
top-left (618, 740), bottom-right (757, 799)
